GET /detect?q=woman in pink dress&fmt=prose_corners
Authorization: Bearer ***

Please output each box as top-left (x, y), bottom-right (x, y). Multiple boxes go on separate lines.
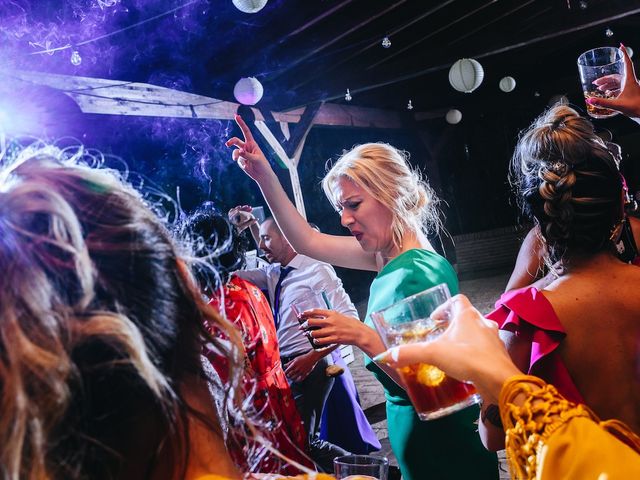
top-left (479, 105), bottom-right (640, 450)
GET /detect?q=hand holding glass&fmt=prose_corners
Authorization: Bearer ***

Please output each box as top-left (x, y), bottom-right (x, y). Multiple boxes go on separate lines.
top-left (290, 290), bottom-right (334, 351)
top-left (371, 283), bottom-right (479, 420)
top-left (578, 47), bottom-right (626, 118)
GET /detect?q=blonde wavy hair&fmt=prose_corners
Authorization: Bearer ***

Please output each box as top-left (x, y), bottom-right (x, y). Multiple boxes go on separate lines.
top-left (0, 148), bottom-right (244, 479)
top-left (322, 142), bottom-right (441, 249)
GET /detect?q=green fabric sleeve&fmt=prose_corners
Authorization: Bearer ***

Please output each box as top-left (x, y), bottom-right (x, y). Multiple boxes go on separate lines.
top-left (364, 249), bottom-right (458, 404)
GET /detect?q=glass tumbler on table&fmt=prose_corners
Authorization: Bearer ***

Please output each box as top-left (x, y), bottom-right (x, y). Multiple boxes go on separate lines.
top-left (334, 454), bottom-right (389, 480)
top-left (371, 283), bottom-right (480, 421)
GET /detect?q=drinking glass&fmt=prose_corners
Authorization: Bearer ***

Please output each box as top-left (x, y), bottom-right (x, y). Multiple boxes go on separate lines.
top-left (334, 454), bottom-right (389, 480)
top-left (577, 46), bottom-right (625, 119)
top-left (371, 283), bottom-right (479, 420)
top-left (290, 290), bottom-right (334, 351)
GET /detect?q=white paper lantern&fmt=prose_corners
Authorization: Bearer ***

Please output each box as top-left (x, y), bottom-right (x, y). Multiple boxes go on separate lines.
top-left (233, 77), bottom-right (264, 105)
top-left (548, 94), bottom-right (569, 106)
top-left (499, 76), bottom-right (516, 93)
top-left (232, 0), bottom-right (268, 14)
top-left (445, 109), bottom-right (462, 124)
top-left (626, 46), bottom-right (634, 58)
top-left (448, 58), bottom-right (484, 93)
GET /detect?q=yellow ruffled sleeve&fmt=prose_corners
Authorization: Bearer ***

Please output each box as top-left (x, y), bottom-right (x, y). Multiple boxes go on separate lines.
top-left (499, 375), bottom-right (640, 480)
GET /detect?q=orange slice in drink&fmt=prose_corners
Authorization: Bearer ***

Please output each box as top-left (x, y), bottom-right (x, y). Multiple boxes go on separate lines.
top-left (416, 363), bottom-right (445, 387)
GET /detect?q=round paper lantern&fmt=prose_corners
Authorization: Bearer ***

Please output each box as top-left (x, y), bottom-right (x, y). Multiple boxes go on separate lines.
top-left (548, 94), bottom-right (569, 106)
top-left (626, 46), bottom-right (634, 58)
top-left (448, 58), bottom-right (484, 93)
top-left (232, 0), bottom-right (268, 14)
top-left (445, 109), bottom-right (462, 124)
top-left (499, 76), bottom-right (516, 92)
top-left (233, 77), bottom-right (264, 105)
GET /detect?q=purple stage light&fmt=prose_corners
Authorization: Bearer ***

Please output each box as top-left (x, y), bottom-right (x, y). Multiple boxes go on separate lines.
top-left (0, 82), bottom-right (83, 138)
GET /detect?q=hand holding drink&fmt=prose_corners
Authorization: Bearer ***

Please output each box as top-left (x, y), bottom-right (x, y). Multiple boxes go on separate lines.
top-left (374, 294), bottom-right (521, 405)
top-left (584, 44), bottom-right (640, 121)
top-left (371, 284), bottom-right (480, 420)
top-left (290, 290), bottom-right (335, 351)
top-left (578, 46), bottom-right (626, 118)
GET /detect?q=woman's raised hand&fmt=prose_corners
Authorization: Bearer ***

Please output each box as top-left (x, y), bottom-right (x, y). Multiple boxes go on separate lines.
top-left (226, 115), bottom-right (273, 182)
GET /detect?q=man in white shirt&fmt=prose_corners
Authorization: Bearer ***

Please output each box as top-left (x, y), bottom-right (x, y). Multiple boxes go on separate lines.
top-left (235, 217), bottom-right (356, 472)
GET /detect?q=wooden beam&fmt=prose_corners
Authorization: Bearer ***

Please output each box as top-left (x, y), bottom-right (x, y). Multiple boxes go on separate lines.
top-left (366, 0), bottom-right (500, 70)
top-left (283, 102), bottom-right (322, 162)
top-left (266, 0), bottom-right (408, 82)
top-left (279, 103), bottom-right (403, 129)
top-left (253, 119), bottom-right (307, 219)
top-left (290, 0), bottom-right (454, 92)
top-left (2, 70), bottom-right (403, 129)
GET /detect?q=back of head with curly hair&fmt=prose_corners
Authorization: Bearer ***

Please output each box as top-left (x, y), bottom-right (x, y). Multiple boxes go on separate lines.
top-left (0, 149), bottom-right (243, 479)
top-left (512, 105), bottom-right (624, 266)
top-left (178, 204), bottom-right (249, 293)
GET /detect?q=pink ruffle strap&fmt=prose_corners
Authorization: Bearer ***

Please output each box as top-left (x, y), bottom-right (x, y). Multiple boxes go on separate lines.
top-left (487, 287), bottom-right (584, 404)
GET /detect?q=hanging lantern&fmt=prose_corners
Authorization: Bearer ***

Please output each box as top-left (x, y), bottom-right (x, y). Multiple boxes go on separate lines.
top-left (626, 46), bottom-right (634, 58)
top-left (448, 58), bottom-right (484, 93)
top-left (233, 77), bottom-right (264, 105)
top-left (499, 76), bottom-right (516, 93)
top-left (232, 0), bottom-right (268, 14)
top-left (445, 109), bottom-right (462, 124)
top-left (548, 94), bottom-right (569, 106)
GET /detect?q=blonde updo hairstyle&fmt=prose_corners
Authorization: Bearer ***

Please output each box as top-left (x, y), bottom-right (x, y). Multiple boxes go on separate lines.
top-left (322, 143), bottom-right (441, 249)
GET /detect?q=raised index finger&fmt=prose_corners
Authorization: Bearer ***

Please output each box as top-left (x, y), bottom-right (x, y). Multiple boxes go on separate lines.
top-left (235, 114), bottom-right (255, 143)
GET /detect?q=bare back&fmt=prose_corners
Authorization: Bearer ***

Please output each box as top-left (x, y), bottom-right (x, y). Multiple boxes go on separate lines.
top-left (542, 254), bottom-right (640, 433)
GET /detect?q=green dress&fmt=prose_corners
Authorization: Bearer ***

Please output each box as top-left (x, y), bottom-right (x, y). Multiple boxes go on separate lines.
top-left (365, 249), bottom-right (498, 480)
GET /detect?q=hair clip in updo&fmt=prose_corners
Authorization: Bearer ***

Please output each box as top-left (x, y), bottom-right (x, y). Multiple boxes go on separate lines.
top-left (546, 161), bottom-right (569, 176)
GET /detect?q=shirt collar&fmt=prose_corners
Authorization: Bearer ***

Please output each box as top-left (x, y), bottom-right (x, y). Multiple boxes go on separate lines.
top-left (284, 254), bottom-right (304, 270)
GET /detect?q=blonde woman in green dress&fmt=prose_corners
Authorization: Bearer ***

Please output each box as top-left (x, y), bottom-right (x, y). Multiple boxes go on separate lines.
top-left (227, 116), bottom-right (497, 480)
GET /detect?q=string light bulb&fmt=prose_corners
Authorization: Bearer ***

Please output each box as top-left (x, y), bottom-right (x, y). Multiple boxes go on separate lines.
top-left (407, 99), bottom-right (413, 110)
top-left (382, 36), bottom-right (391, 48)
top-left (605, 28), bottom-right (614, 37)
top-left (345, 88), bottom-right (352, 102)
top-left (70, 50), bottom-right (82, 66)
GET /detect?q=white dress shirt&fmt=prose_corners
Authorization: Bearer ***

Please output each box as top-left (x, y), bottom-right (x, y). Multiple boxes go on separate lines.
top-left (235, 254), bottom-right (358, 358)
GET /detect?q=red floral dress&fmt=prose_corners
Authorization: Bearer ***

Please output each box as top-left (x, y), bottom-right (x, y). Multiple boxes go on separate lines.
top-left (207, 275), bottom-right (312, 474)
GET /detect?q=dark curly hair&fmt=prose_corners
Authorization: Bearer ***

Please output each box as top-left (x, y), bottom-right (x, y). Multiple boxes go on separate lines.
top-left (178, 203), bottom-right (249, 292)
top-left (511, 105), bottom-right (624, 266)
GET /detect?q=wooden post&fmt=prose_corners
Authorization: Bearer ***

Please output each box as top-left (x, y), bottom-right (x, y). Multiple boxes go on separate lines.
top-left (252, 103), bottom-right (323, 219)
top-left (253, 119), bottom-right (307, 218)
